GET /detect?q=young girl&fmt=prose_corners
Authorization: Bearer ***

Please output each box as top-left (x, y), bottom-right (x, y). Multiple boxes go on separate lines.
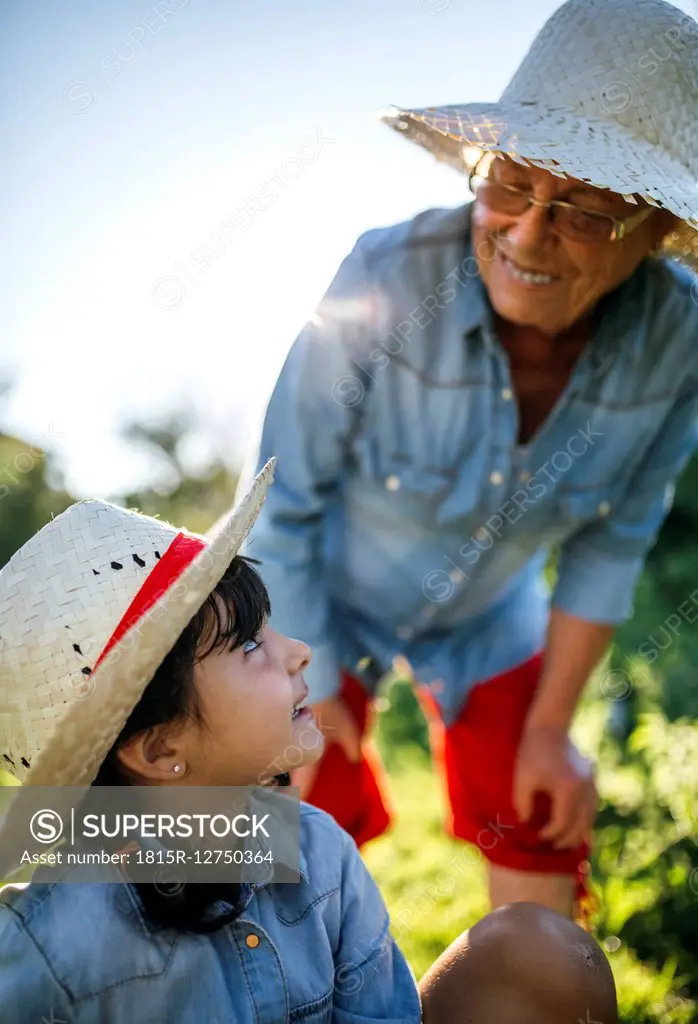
top-left (0, 461), bottom-right (617, 1023)
top-left (0, 462), bottom-right (422, 1023)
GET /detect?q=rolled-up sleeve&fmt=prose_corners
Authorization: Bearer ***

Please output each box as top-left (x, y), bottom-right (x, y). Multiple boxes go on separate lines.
top-left (553, 379), bottom-right (698, 624)
top-left (239, 241), bottom-right (375, 702)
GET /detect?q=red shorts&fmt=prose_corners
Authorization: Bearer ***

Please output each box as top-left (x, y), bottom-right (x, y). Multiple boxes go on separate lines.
top-left (305, 654), bottom-right (589, 878)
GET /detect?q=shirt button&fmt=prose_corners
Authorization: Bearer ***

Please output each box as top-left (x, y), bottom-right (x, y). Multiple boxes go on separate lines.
top-left (385, 474), bottom-right (401, 492)
top-left (598, 501), bottom-right (611, 516)
top-left (501, 388), bottom-right (513, 401)
top-left (397, 624), bottom-right (414, 641)
top-left (489, 471), bottom-right (504, 485)
top-left (246, 934), bottom-right (260, 949)
top-left (474, 527), bottom-right (489, 542)
top-left (519, 471), bottom-right (530, 482)
top-left (448, 567), bottom-right (465, 583)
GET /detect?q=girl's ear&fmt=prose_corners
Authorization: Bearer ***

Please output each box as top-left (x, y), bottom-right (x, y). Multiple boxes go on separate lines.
top-left (116, 725), bottom-right (187, 782)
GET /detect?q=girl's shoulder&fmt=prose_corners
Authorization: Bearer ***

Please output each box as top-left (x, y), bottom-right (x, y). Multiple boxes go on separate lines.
top-left (296, 800), bottom-right (384, 897)
top-left (0, 866), bottom-right (178, 1008)
top-left (299, 800), bottom-right (354, 871)
top-left (253, 803), bottom-right (375, 940)
top-left (270, 801), bottom-right (360, 898)
top-left (0, 805), bottom-right (357, 944)
top-left (0, 805), bottom-right (367, 1015)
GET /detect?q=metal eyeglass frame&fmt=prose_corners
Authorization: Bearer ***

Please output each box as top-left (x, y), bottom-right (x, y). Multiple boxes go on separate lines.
top-left (468, 156), bottom-right (655, 243)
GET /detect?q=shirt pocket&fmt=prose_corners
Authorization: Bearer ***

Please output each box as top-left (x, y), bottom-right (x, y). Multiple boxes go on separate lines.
top-left (289, 988), bottom-right (333, 1022)
top-left (556, 487), bottom-right (611, 534)
top-left (347, 365), bottom-right (488, 523)
top-left (379, 450), bottom-right (457, 501)
top-left (273, 888), bottom-right (339, 1022)
top-left (557, 394), bottom-right (674, 489)
top-left (349, 434), bottom-right (454, 512)
top-left (552, 393), bottom-right (675, 527)
top-left (348, 434), bottom-right (486, 529)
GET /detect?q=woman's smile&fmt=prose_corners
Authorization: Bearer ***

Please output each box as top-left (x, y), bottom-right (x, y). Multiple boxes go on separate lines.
top-left (499, 251), bottom-right (560, 289)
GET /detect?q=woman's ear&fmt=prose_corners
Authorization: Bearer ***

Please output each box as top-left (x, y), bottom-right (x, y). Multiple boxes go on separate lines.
top-left (116, 725), bottom-right (186, 782)
top-left (651, 209), bottom-right (681, 251)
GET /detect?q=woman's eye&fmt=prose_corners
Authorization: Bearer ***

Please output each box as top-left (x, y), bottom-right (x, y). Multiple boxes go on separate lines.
top-left (242, 637), bottom-right (262, 656)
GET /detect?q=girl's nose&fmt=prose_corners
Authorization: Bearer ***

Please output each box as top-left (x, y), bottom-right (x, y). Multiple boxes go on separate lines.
top-left (287, 636), bottom-right (312, 675)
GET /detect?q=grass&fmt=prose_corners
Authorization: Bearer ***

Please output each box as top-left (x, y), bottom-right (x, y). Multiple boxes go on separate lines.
top-left (362, 681), bottom-right (698, 1023)
top-left (361, 749), bottom-right (489, 976)
top-left (363, 751), bottom-right (696, 1021)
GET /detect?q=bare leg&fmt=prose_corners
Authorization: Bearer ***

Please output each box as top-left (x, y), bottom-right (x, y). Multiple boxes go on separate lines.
top-left (488, 863), bottom-right (574, 917)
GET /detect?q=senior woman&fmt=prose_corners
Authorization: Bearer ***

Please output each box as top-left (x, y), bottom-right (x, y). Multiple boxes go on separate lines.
top-left (241, 0), bottom-right (698, 920)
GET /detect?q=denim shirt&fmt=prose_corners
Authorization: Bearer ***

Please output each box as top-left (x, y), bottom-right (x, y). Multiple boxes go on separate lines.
top-left (240, 203), bottom-right (698, 721)
top-left (0, 804), bottom-right (420, 1024)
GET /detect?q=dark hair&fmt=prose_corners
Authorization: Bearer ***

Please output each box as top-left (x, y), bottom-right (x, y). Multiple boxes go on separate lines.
top-left (92, 555), bottom-right (289, 934)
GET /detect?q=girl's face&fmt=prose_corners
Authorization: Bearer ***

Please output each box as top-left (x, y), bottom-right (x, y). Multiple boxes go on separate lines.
top-left (180, 620), bottom-right (323, 786)
top-left (119, 616), bottom-right (324, 787)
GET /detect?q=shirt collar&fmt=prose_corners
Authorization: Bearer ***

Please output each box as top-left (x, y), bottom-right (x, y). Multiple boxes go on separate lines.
top-left (246, 832), bottom-right (311, 887)
top-left (119, 793), bottom-right (311, 887)
top-left (117, 832), bottom-right (310, 931)
top-left (298, 844), bottom-right (310, 883)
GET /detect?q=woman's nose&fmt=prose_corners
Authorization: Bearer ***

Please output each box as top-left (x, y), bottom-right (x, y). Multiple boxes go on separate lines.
top-left (501, 201), bottom-right (556, 253)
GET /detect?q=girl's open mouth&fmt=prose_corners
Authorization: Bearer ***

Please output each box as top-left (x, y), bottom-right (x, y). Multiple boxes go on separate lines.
top-left (291, 698), bottom-right (309, 720)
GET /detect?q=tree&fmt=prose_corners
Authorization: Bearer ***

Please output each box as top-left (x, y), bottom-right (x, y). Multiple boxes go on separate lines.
top-left (0, 432), bottom-right (74, 570)
top-left (114, 412), bottom-right (241, 535)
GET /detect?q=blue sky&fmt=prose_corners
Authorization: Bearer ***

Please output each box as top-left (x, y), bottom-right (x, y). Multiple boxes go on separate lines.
top-left (3, 0), bottom-right (694, 497)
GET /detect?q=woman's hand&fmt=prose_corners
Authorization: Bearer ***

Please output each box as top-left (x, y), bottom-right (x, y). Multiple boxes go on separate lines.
top-left (292, 696), bottom-right (362, 800)
top-left (513, 725), bottom-right (598, 849)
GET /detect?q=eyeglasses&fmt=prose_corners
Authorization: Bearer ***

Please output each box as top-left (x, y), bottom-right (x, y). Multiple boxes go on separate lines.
top-left (468, 159), bottom-right (654, 244)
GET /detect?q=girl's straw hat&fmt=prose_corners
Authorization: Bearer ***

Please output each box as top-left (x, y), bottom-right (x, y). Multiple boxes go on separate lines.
top-left (0, 459), bottom-right (275, 875)
top-left (380, 0), bottom-right (698, 269)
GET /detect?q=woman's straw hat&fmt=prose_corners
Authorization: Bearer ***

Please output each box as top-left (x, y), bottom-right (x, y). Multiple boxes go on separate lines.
top-left (381, 0), bottom-right (698, 269)
top-left (0, 459), bottom-right (275, 876)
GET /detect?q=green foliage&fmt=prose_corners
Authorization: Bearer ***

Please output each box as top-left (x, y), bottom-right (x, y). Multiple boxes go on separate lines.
top-left (373, 677), bottom-right (430, 771)
top-left (613, 456), bottom-right (698, 723)
top-left (0, 434), bottom-right (73, 569)
top-left (366, 686), bottom-right (698, 1023)
top-left (113, 413), bottom-right (240, 534)
top-left (363, 758), bottom-right (489, 978)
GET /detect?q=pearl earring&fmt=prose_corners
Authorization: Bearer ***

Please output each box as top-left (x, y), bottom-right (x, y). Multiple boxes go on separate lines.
top-left (173, 764), bottom-right (182, 774)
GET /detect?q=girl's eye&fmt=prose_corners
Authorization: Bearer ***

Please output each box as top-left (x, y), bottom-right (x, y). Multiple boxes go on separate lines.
top-left (242, 637), bottom-right (263, 656)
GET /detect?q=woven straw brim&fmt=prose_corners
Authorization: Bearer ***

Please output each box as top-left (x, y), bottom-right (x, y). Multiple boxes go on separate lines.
top-left (0, 458), bottom-right (276, 879)
top-left (380, 102), bottom-right (698, 271)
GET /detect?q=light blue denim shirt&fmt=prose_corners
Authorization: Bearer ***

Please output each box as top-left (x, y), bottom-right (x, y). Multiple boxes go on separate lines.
top-left (0, 803), bottom-right (420, 1023)
top-left (241, 202), bottom-right (698, 721)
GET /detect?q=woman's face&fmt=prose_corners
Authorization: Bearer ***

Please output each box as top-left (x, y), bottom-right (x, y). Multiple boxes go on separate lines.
top-left (472, 157), bottom-right (673, 335)
top-left (120, 618), bottom-right (324, 786)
